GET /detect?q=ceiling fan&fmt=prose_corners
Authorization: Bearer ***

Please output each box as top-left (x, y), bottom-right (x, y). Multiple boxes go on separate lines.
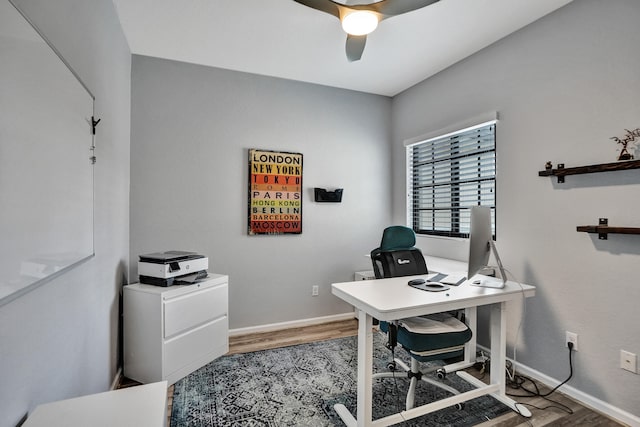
top-left (293, 0), bottom-right (440, 62)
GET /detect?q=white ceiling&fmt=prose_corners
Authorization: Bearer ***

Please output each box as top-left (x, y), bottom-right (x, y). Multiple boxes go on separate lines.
top-left (112, 0), bottom-right (573, 96)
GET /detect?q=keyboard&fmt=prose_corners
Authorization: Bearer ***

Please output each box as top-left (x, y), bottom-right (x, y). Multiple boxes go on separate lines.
top-left (427, 272), bottom-right (466, 286)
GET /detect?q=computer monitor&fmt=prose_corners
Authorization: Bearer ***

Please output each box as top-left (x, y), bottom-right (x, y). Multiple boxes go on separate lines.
top-left (467, 206), bottom-right (506, 288)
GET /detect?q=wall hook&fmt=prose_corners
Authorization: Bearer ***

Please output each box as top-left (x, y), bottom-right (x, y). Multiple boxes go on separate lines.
top-left (92, 116), bottom-right (101, 135)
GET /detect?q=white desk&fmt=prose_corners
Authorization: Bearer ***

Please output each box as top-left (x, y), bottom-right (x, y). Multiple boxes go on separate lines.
top-left (332, 256), bottom-right (535, 427)
top-left (23, 381), bottom-right (168, 427)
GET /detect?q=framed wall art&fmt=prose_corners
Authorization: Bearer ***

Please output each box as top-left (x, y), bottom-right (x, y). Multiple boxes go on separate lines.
top-left (248, 149), bottom-right (303, 235)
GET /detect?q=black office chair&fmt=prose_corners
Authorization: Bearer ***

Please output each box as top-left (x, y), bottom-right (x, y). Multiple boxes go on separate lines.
top-left (370, 225), bottom-right (473, 410)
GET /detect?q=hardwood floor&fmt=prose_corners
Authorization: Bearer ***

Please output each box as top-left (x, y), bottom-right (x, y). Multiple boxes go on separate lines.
top-left (152, 318), bottom-right (626, 426)
top-left (227, 318), bottom-right (360, 355)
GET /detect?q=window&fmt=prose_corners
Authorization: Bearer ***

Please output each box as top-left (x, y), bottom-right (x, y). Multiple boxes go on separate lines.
top-left (407, 120), bottom-right (496, 238)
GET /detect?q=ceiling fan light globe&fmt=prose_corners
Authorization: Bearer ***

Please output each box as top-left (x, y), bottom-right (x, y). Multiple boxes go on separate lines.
top-left (341, 11), bottom-right (378, 36)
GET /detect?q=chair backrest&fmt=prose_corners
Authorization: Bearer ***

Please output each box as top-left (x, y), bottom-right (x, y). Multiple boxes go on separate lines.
top-left (371, 226), bottom-right (428, 279)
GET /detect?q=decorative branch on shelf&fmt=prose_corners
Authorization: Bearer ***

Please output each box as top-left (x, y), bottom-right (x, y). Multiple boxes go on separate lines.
top-left (538, 159), bottom-right (640, 183)
top-left (610, 127), bottom-right (640, 161)
top-left (576, 218), bottom-right (640, 240)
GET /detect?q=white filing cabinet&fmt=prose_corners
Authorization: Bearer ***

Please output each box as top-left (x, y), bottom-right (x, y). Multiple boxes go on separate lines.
top-left (124, 274), bottom-right (228, 385)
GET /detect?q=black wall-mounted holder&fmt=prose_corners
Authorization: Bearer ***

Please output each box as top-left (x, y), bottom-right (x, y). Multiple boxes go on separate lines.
top-left (314, 188), bottom-right (343, 203)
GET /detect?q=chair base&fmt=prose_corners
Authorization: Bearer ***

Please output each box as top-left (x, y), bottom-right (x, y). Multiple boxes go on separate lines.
top-left (373, 357), bottom-right (463, 411)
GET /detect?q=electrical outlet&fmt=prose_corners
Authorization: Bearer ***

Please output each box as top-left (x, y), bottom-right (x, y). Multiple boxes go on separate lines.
top-left (566, 331), bottom-right (578, 351)
top-left (620, 350), bottom-right (637, 373)
top-left (312, 285), bottom-right (319, 296)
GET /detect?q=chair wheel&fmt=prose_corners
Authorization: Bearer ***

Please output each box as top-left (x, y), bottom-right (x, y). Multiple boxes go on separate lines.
top-left (436, 368), bottom-right (446, 380)
top-left (455, 403), bottom-right (465, 410)
top-left (387, 361), bottom-right (397, 371)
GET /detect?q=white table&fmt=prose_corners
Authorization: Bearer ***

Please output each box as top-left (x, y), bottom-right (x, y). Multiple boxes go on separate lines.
top-left (331, 256), bottom-right (535, 426)
top-left (23, 381), bottom-right (168, 427)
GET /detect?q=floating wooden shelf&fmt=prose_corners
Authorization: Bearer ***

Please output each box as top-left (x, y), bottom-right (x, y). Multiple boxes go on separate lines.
top-left (541, 162), bottom-right (640, 240)
top-left (538, 159), bottom-right (640, 183)
top-left (576, 218), bottom-right (640, 240)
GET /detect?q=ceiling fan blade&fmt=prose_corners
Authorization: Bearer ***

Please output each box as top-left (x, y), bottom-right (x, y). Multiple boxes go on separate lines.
top-left (292, 0), bottom-right (342, 19)
top-left (368, 0), bottom-right (440, 18)
top-left (345, 34), bottom-right (367, 62)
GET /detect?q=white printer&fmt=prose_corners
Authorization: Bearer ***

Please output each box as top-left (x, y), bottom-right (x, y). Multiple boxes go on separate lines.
top-left (138, 250), bottom-right (208, 286)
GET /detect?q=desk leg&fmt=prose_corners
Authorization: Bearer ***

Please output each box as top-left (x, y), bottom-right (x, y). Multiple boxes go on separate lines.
top-left (333, 309), bottom-right (373, 427)
top-left (357, 310), bottom-right (374, 426)
top-left (488, 302), bottom-right (531, 418)
top-left (490, 303), bottom-right (506, 394)
top-left (464, 306), bottom-right (477, 366)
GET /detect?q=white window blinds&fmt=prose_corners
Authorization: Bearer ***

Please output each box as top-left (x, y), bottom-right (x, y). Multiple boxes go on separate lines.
top-left (407, 121), bottom-right (496, 238)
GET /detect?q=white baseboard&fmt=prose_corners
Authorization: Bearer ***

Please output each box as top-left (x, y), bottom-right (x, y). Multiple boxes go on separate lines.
top-left (228, 312), bottom-right (356, 337)
top-left (477, 344), bottom-right (640, 427)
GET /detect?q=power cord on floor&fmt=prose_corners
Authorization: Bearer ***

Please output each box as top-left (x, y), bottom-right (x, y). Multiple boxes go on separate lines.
top-left (505, 341), bottom-right (575, 416)
top-left (500, 267), bottom-right (527, 383)
top-left (491, 269), bottom-right (574, 421)
top-left (470, 341), bottom-right (575, 421)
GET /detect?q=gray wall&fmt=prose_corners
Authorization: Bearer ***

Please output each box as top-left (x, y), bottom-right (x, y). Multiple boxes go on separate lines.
top-left (392, 0), bottom-right (640, 416)
top-left (0, 0), bottom-right (131, 425)
top-left (2, 0), bottom-right (637, 424)
top-left (130, 56), bottom-right (392, 329)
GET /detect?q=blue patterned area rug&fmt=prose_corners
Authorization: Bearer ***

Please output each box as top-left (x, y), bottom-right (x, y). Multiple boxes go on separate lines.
top-left (171, 334), bottom-right (510, 426)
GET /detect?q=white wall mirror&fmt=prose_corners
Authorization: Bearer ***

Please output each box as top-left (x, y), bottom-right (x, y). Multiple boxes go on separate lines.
top-left (0, 0), bottom-right (95, 306)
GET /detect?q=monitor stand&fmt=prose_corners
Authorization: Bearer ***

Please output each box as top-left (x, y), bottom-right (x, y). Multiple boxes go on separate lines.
top-left (471, 274), bottom-right (505, 289)
top-left (472, 240), bottom-right (507, 289)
